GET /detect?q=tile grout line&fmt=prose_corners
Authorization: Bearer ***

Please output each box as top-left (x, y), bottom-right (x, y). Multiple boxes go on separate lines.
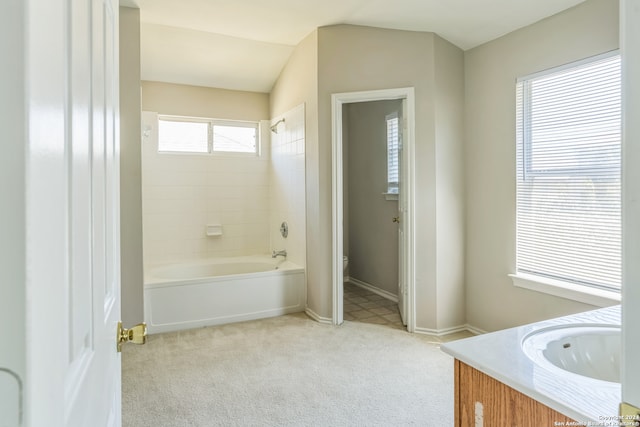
top-left (343, 282), bottom-right (403, 330)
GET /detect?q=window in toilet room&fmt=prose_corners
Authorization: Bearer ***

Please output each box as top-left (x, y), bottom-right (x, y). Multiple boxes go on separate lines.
top-left (386, 111), bottom-right (400, 195)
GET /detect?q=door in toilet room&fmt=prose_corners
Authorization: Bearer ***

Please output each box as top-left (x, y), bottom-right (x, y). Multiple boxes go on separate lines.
top-left (25, 0), bottom-right (123, 425)
top-left (622, 0), bottom-right (640, 413)
top-left (396, 102), bottom-right (407, 326)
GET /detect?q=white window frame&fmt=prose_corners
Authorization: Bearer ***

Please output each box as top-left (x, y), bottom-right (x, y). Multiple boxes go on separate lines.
top-left (158, 115), bottom-right (260, 156)
top-left (157, 116), bottom-right (211, 154)
top-left (511, 51), bottom-right (622, 307)
top-left (211, 120), bottom-right (260, 155)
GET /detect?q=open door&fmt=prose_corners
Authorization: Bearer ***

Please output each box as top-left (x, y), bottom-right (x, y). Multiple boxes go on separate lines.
top-left (23, 0), bottom-right (144, 425)
top-left (395, 105), bottom-right (408, 326)
top-left (332, 88), bottom-right (415, 331)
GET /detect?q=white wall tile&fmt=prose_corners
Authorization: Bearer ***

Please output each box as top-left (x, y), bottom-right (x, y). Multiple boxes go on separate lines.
top-left (268, 104), bottom-right (306, 267)
top-left (142, 107), bottom-right (306, 267)
top-left (142, 112), bottom-right (272, 265)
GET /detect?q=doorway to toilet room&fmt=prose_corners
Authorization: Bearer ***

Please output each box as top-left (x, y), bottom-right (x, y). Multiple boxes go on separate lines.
top-left (331, 87), bottom-right (416, 332)
top-left (342, 99), bottom-right (404, 330)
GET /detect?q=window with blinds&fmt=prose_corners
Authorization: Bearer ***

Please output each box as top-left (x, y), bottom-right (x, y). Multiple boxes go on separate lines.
top-left (386, 112), bottom-right (400, 194)
top-left (158, 116), bottom-right (259, 155)
top-left (515, 52), bottom-right (621, 292)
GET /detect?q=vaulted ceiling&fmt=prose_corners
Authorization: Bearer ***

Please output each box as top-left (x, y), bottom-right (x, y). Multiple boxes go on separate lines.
top-left (133, 0), bottom-right (586, 93)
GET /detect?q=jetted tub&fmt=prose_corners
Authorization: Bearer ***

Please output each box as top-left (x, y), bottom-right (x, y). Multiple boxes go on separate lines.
top-left (144, 255), bottom-right (306, 334)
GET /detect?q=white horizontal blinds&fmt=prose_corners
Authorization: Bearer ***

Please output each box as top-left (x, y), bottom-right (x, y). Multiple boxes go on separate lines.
top-left (516, 53), bottom-right (621, 291)
top-left (386, 113), bottom-right (399, 193)
top-left (212, 123), bottom-right (257, 153)
top-left (158, 118), bottom-right (209, 153)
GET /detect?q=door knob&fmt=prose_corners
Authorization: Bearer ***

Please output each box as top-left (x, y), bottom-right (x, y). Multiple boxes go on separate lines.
top-left (392, 216), bottom-right (400, 223)
top-left (117, 321), bottom-right (147, 352)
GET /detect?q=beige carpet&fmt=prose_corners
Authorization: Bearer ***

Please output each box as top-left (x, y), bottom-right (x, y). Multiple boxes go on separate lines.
top-left (122, 313), bottom-right (457, 426)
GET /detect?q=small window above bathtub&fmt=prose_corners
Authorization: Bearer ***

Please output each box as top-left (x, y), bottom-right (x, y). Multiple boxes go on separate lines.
top-left (158, 117), bottom-right (209, 153)
top-left (158, 115), bottom-right (259, 155)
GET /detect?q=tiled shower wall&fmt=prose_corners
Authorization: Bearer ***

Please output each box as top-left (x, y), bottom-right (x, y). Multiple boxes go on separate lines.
top-left (141, 111), bottom-right (272, 266)
top-left (141, 105), bottom-right (306, 269)
top-left (269, 104), bottom-right (306, 267)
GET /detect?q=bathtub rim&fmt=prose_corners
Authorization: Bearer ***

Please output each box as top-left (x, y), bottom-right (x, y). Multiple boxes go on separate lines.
top-left (144, 255), bottom-right (304, 288)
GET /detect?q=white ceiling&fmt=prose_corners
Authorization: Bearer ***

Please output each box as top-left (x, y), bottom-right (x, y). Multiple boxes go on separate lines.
top-left (135, 0), bottom-right (587, 93)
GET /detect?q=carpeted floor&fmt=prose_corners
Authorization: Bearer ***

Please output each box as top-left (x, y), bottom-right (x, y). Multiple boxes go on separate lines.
top-left (122, 313), bottom-right (464, 426)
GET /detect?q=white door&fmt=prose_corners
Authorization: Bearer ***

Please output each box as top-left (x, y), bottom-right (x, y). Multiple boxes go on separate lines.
top-left (25, 0), bottom-right (123, 425)
top-left (397, 104), bottom-right (408, 326)
top-left (622, 0), bottom-right (640, 415)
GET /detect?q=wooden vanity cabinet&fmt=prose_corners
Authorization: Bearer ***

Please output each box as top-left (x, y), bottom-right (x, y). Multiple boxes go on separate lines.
top-left (454, 360), bottom-right (576, 426)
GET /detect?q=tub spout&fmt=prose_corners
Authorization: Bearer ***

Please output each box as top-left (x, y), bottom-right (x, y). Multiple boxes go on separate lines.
top-left (272, 249), bottom-right (287, 259)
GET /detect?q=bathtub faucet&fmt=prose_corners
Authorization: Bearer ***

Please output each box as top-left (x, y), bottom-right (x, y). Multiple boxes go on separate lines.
top-left (272, 249), bottom-right (287, 259)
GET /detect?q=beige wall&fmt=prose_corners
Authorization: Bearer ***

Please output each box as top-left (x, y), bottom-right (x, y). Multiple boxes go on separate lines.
top-left (316, 25), bottom-right (466, 331)
top-left (270, 31), bottom-right (320, 317)
top-left (434, 35), bottom-right (466, 330)
top-left (141, 81), bottom-right (269, 121)
top-left (317, 25), bottom-right (435, 325)
top-left (119, 6), bottom-right (144, 325)
top-left (345, 100), bottom-right (402, 296)
top-left (464, 0), bottom-right (619, 332)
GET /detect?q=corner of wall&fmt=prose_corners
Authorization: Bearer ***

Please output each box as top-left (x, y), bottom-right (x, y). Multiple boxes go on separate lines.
top-left (433, 34), bottom-right (466, 330)
top-left (270, 28), bottom-right (325, 317)
top-left (119, 5), bottom-right (144, 325)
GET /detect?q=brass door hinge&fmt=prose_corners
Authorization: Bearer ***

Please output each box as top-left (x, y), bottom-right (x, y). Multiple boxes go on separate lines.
top-left (117, 321), bottom-right (147, 352)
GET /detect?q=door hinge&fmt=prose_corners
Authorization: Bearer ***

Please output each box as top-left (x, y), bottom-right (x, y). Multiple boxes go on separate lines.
top-left (117, 321), bottom-right (147, 352)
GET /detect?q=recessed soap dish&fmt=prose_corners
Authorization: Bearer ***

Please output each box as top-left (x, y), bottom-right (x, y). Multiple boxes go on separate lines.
top-left (206, 224), bottom-right (222, 236)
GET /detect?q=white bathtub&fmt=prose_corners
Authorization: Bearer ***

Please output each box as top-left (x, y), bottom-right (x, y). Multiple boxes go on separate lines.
top-left (144, 255), bottom-right (306, 334)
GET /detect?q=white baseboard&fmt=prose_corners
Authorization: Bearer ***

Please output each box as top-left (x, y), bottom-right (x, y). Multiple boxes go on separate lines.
top-left (414, 325), bottom-right (467, 337)
top-left (464, 324), bottom-right (487, 335)
top-left (348, 277), bottom-right (398, 303)
top-left (305, 307), bottom-right (332, 325)
top-left (309, 279), bottom-right (489, 335)
top-left (414, 323), bottom-right (487, 337)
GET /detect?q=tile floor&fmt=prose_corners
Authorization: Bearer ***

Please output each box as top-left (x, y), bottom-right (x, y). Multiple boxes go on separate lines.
top-left (343, 281), bottom-right (476, 342)
top-left (343, 281), bottom-right (404, 330)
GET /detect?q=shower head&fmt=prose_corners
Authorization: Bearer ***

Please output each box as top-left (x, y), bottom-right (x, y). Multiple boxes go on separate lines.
top-left (270, 118), bottom-right (285, 134)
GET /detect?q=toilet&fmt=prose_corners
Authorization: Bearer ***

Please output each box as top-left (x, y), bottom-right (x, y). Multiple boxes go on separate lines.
top-left (343, 255), bottom-right (349, 271)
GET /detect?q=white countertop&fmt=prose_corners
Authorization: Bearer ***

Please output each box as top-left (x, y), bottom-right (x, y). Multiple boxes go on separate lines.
top-left (441, 305), bottom-right (621, 423)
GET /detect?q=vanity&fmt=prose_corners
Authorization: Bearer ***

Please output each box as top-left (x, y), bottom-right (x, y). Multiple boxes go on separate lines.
top-left (441, 306), bottom-right (621, 426)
